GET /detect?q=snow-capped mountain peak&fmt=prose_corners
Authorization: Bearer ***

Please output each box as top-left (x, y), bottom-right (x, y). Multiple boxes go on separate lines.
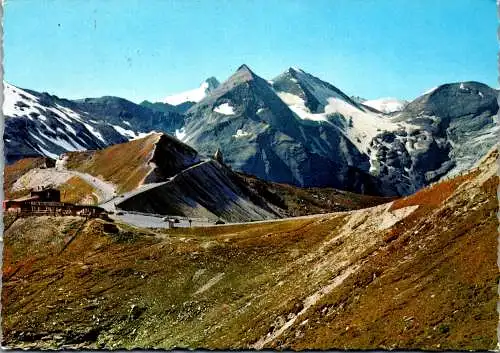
top-left (270, 68), bottom-right (401, 154)
top-left (272, 68), bottom-right (363, 114)
top-left (4, 82), bottom-right (46, 118)
top-left (163, 77), bottom-right (220, 106)
top-left (288, 66), bottom-right (304, 74)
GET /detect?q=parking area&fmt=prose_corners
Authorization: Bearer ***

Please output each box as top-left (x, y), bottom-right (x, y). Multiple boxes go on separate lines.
top-left (110, 211), bottom-right (215, 229)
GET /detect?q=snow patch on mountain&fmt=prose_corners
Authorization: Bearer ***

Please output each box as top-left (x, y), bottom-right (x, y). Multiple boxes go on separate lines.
top-left (112, 125), bottom-right (156, 141)
top-left (3, 82), bottom-right (41, 117)
top-left (37, 146), bottom-right (59, 159)
top-left (175, 127), bottom-right (187, 141)
top-left (4, 84), bottom-right (87, 136)
top-left (325, 98), bottom-right (409, 151)
top-left (113, 125), bottom-right (137, 138)
top-left (133, 131), bottom-right (158, 141)
top-left (164, 78), bottom-right (220, 105)
top-left (29, 131), bottom-right (48, 147)
top-left (233, 129), bottom-right (251, 138)
top-left (214, 103), bottom-right (235, 115)
top-left (363, 98), bottom-right (408, 113)
top-left (277, 89), bottom-right (413, 154)
top-left (5, 83), bottom-right (114, 159)
top-left (277, 92), bottom-right (324, 121)
top-left (56, 104), bottom-right (85, 121)
top-left (83, 123), bottom-right (106, 143)
top-left (272, 67), bottom-right (413, 154)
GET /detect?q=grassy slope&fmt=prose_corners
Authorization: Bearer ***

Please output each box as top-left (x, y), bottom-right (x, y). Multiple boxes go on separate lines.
top-left (65, 134), bottom-right (159, 193)
top-left (58, 176), bottom-right (98, 205)
top-left (283, 172), bottom-right (498, 350)
top-left (2, 153), bottom-right (498, 350)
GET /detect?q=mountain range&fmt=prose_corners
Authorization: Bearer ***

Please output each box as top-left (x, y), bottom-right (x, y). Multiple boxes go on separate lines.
top-left (3, 65), bottom-right (498, 196)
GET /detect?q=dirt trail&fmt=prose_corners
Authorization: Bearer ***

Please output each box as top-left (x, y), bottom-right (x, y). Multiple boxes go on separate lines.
top-left (194, 273), bottom-right (225, 295)
top-left (69, 170), bottom-right (117, 202)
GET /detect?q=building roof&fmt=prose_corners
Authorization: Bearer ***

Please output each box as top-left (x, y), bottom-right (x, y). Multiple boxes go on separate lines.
top-left (11, 195), bottom-right (40, 202)
top-left (31, 186), bottom-right (59, 192)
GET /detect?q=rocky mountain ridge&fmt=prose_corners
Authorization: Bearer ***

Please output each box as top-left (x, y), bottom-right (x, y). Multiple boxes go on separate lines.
top-left (3, 66), bottom-right (498, 196)
top-left (179, 66), bottom-right (498, 195)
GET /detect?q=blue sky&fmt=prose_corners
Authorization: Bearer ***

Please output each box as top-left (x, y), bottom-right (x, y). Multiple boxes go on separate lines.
top-left (4, 0), bottom-right (497, 103)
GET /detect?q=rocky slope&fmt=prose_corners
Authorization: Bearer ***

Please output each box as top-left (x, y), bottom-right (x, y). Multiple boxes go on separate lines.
top-left (2, 148), bottom-right (497, 350)
top-left (372, 81), bottom-right (498, 194)
top-left (116, 160), bottom-right (281, 222)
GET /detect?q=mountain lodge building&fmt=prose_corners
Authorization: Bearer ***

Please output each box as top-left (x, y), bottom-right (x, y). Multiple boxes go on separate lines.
top-left (3, 185), bottom-right (105, 218)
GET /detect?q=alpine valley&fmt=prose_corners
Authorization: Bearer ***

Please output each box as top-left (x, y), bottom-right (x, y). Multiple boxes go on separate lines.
top-left (4, 65), bottom-right (498, 196)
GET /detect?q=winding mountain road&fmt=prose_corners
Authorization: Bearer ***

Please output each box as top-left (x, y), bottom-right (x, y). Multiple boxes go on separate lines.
top-left (55, 155), bottom-right (117, 203)
top-left (71, 170), bottom-right (117, 203)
